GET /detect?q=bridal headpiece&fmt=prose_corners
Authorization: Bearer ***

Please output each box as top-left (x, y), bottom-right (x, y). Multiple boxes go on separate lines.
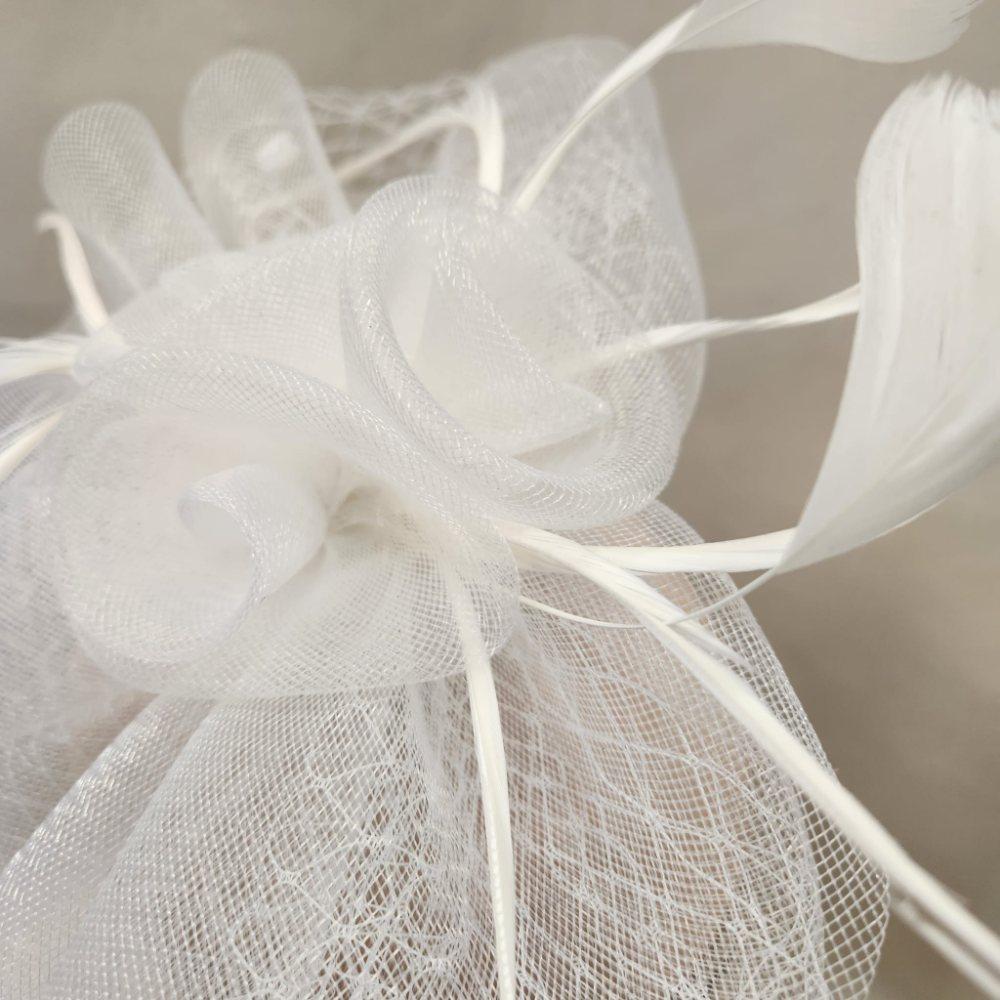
top-left (1, 2), bottom-right (999, 997)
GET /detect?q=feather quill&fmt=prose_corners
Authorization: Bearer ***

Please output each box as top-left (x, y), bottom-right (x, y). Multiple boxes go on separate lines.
top-left (561, 284), bottom-right (860, 378)
top-left (515, 0), bottom-right (982, 210)
top-left (333, 83), bottom-right (504, 195)
top-left (0, 333), bottom-right (84, 386)
top-left (0, 412), bottom-right (64, 482)
top-left (36, 212), bottom-right (109, 332)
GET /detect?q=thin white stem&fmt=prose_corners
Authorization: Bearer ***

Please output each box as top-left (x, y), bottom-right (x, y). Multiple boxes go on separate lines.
top-left (560, 285), bottom-right (860, 378)
top-left (519, 594), bottom-right (645, 630)
top-left (334, 108), bottom-right (467, 182)
top-left (514, 0), bottom-right (783, 212)
top-left (0, 411), bottom-right (64, 482)
top-left (467, 86), bottom-right (505, 195)
top-left (387, 115), bottom-right (515, 1000)
top-left (36, 212), bottom-right (109, 333)
top-left (334, 84), bottom-right (504, 195)
top-left (498, 521), bottom-right (1000, 996)
top-left (510, 526), bottom-right (757, 664)
top-left (445, 571), bottom-right (517, 1000)
top-left (513, 5), bottom-right (698, 211)
top-left (895, 899), bottom-right (1000, 998)
top-left (586, 528), bottom-right (794, 574)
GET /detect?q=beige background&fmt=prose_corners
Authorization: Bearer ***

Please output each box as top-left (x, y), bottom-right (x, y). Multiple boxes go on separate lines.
top-left (0, 1), bottom-right (998, 996)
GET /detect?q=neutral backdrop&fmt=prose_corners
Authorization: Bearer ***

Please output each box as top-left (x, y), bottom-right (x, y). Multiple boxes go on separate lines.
top-left (0, 2), bottom-right (998, 997)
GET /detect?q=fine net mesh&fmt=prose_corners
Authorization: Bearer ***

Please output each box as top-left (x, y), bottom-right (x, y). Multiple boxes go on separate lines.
top-left (0, 36), bottom-right (887, 999)
top-left (182, 49), bottom-right (352, 247)
top-left (42, 102), bottom-right (221, 310)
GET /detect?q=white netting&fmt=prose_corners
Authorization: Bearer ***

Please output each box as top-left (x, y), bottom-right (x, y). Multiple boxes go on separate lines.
top-left (0, 36), bottom-right (886, 999)
top-left (183, 49), bottom-right (353, 246)
top-left (42, 102), bottom-right (221, 312)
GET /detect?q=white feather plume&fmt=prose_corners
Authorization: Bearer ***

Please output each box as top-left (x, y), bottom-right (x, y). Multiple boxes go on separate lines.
top-left (676, 0), bottom-right (982, 62)
top-left (785, 76), bottom-right (1000, 571)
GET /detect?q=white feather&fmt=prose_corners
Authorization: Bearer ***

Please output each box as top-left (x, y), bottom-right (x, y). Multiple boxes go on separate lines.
top-left (561, 285), bottom-right (860, 379)
top-left (36, 212), bottom-right (109, 332)
top-left (676, 0), bottom-right (981, 62)
top-left (445, 570), bottom-right (516, 1000)
top-left (586, 530), bottom-right (794, 574)
top-left (785, 76), bottom-right (1000, 571)
top-left (569, 77), bottom-right (1000, 582)
top-left (515, 0), bottom-right (980, 210)
top-left (0, 333), bottom-right (85, 386)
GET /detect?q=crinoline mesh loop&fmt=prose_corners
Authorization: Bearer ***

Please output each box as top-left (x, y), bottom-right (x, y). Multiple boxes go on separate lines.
top-left (182, 48), bottom-right (352, 247)
top-left (42, 102), bottom-right (221, 311)
top-left (343, 174), bottom-right (689, 527)
top-left (46, 347), bottom-right (518, 700)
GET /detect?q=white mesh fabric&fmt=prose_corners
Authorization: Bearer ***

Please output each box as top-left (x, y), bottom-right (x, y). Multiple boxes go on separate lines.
top-left (0, 698), bottom-right (210, 984)
top-left (439, 38), bottom-right (706, 427)
top-left (42, 102), bottom-right (221, 310)
top-left (343, 174), bottom-right (690, 526)
top-left (0, 508), bottom-right (887, 998)
top-left (311, 39), bottom-right (706, 433)
top-left (518, 501), bottom-right (887, 997)
top-left (44, 345), bottom-right (518, 699)
top-left (0, 453), bottom-right (146, 869)
top-left (0, 372), bottom-right (75, 449)
top-left (182, 49), bottom-right (352, 247)
top-left (0, 35), bottom-right (888, 1000)
top-left (0, 689), bottom-right (493, 1000)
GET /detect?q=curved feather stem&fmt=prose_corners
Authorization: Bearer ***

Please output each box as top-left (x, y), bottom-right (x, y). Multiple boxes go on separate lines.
top-left (560, 285), bottom-right (859, 378)
top-left (583, 529), bottom-right (793, 574)
top-left (513, 5), bottom-right (697, 211)
top-left (0, 411), bottom-right (64, 483)
top-left (519, 594), bottom-right (645, 630)
top-left (36, 211), bottom-right (109, 333)
top-left (334, 84), bottom-right (504, 194)
top-left (446, 571), bottom-right (517, 1000)
top-left (0, 334), bottom-right (85, 386)
top-left (895, 899), bottom-right (1000, 998)
top-left (514, 1), bottom-right (978, 211)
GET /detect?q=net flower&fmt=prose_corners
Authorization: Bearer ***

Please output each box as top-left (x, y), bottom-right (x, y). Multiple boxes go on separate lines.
top-left (0, 4), bottom-right (998, 998)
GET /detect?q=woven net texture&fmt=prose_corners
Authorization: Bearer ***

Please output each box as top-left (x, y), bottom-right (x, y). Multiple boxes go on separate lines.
top-left (0, 38), bottom-right (887, 999)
